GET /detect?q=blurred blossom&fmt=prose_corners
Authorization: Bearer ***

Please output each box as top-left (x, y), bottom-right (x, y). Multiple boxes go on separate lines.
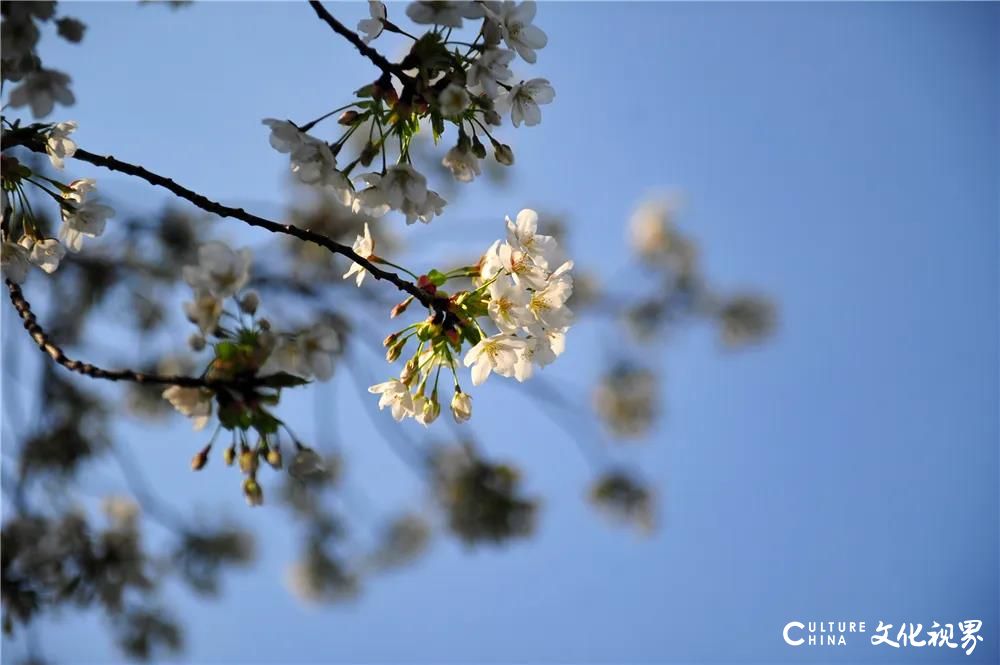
top-left (623, 298), bottom-right (667, 342)
top-left (628, 195), bottom-right (698, 278)
top-left (283, 192), bottom-right (389, 279)
top-left (593, 364), bottom-right (659, 438)
top-left (286, 546), bottom-right (360, 604)
top-left (431, 445), bottom-right (537, 545)
top-left (113, 607), bottom-right (183, 661)
top-left (718, 294), bottom-right (776, 348)
top-left (589, 471), bottom-right (656, 533)
top-left (102, 495), bottom-right (140, 527)
top-left (174, 526), bottom-right (254, 595)
top-left (369, 513), bottom-right (431, 571)
top-left (126, 355), bottom-right (197, 419)
top-left (283, 452), bottom-right (342, 515)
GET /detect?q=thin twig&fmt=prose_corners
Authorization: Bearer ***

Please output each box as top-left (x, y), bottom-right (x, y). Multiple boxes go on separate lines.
top-left (306, 1), bottom-right (410, 81)
top-left (5, 279), bottom-right (256, 389)
top-left (1, 127), bottom-right (439, 310)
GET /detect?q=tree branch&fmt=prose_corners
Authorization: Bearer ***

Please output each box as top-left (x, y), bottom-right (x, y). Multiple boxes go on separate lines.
top-left (5, 279), bottom-right (257, 390)
top-left (1, 127), bottom-right (438, 310)
top-left (306, 1), bottom-right (409, 81)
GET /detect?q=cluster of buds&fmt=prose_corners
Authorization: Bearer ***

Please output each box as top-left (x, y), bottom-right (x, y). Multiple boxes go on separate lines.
top-left (161, 240), bottom-right (343, 505)
top-left (189, 424), bottom-right (326, 507)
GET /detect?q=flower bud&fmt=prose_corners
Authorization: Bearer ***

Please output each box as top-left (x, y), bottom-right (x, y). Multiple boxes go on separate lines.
top-left (422, 392), bottom-right (441, 425)
top-left (188, 333), bottom-right (206, 352)
top-left (360, 141), bottom-right (378, 167)
top-left (266, 445), bottom-right (283, 469)
top-left (338, 110), bottom-right (361, 125)
top-left (390, 296), bottom-right (414, 319)
top-left (400, 358), bottom-right (418, 386)
top-left (457, 128), bottom-right (471, 151)
top-left (416, 274), bottom-right (437, 294)
top-left (258, 318), bottom-right (272, 331)
top-left (386, 338), bottom-right (406, 362)
top-left (223, 443), bottom-right (237, 466)
top-left (451, 390), bottom-right (472, 423)
top-left (383, 332), bottom-right (399, 348)
top-left (239, 290), bottom-right (260, 315)
top-left (471, 135), bottom-right (487, 159)
top-left (190, 444), bottom-right (211, 471)
top-left (242, 477), bottom-right (264, 506)
top-left (239, 446), bottom-right (258, 474)
top-left (493, 142), bottom-right (514, 166)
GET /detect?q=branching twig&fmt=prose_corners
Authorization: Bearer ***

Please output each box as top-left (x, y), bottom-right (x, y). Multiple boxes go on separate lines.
top-left (5, 279), bottom-right (257, 390)
top-left (306, 1), bottom-right (410, 81)
top-left (1, 127), bottom-right (439, 311)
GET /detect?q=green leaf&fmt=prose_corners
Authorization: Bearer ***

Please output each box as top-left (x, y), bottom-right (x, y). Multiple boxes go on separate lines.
top-left (258, 372), bottom-right (311, 388)
top-left (426, 269), bottom-right (448, 286)
top-left (215, 341), bottom-right (238, 361)
top-left (252, 410), bottom-right (281, 435)
top-left (431, 113), bottom-right (445, 144)
top-left (461, 324), bottom-right (481, 346)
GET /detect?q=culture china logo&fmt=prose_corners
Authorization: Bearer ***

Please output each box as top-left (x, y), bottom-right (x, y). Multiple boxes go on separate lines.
top-left (782, 620), bottom-right (984, 656)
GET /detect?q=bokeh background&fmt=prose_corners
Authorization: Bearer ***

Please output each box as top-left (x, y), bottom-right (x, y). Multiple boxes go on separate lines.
top-left (2, 1), bottom-right (997, 663)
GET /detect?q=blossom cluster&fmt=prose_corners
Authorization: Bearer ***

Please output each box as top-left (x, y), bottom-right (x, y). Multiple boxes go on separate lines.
top-left (2, 1), bottom-right (84, 119)
top-left (162, 240), bottom-right (339, 505)
top-left (1, 121), bottom-right (115, 284)
top-left (362, 208), bottom-right (573, 425)
top-left (261, 0), bottom-right (554, 225)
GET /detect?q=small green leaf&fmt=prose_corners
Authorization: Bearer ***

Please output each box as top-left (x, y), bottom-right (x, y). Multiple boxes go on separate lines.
top-left (426, 269), bottom-right (448, 286)
top-left (258, 372), bottom-right (310, 388)
top-left (215, 341), bottom-right (238, 361)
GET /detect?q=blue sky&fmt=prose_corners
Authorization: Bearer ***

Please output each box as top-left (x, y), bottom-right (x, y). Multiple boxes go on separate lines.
top-left (3, 2), bottom-right (998, 663)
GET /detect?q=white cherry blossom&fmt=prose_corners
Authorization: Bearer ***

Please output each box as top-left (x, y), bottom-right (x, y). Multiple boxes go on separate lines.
top-left (463, 333), bottom-right (526, 385)
top-left (299, 324), bottom-right (341, 381)
top-left (467, 48), bottom-right (514, 98)
top-left (528, 273), bottom-right (573, 329)
top-left (438, 84), bottom-right (470, 118)
top-left (495, 1), bottom-right (548, 63)
top-left (182, 241), bottom-right (251, 298)
top-left (7, 68), bottom-right (74, 118)
top-left (59, 199), bottom-right (114, 252)
top-left (162, 386), bottom-right (213, 431)
top-left (262, 118), bottom-right (303, 153)
top-left (442, 144), bottom-right (481, 183)
top-left (63, 177), bottom-right (96, 204)
top-left (183, 291), bottom-right (223, 335)
top-left (405, 1), bottom-right (476, 28)
top-left (45, 120), bottom-right (77, 169)
top-left (487, 278), bottom-right (531, 333)
top-left (498, 242), bottom-right (548, 289)
top-left (18, 236), bottom-right (65, 274)
top-left (343, 222), bottom-right (375, 287)
top-left (1, 241), bottom-right (31, 284)
top-left (505, 208), bottom-right (559, 268)
top-left (369, 379), bottom-right (415, 421)
top-left (499, 78), bottom-right (555, 127)
top-left (355, 165), bottom-right (446, 224)
top-left (358, 1), bottom-right (386, 43)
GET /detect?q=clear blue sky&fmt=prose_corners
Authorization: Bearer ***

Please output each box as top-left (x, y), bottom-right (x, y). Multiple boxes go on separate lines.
top-left (4, 2), bottom-right (998, 663)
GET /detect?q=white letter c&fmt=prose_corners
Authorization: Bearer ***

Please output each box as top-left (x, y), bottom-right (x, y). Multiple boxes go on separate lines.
top-left (783, 621), bottom-right (805, 646)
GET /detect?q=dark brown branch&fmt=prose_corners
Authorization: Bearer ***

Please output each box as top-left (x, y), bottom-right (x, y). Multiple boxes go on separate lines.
top-left (5, 279), bottom-right (256, 390)
top-left (306, 1), bottom-right (409, 80)
top-left (1, 127), bottom-right (437, 310)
